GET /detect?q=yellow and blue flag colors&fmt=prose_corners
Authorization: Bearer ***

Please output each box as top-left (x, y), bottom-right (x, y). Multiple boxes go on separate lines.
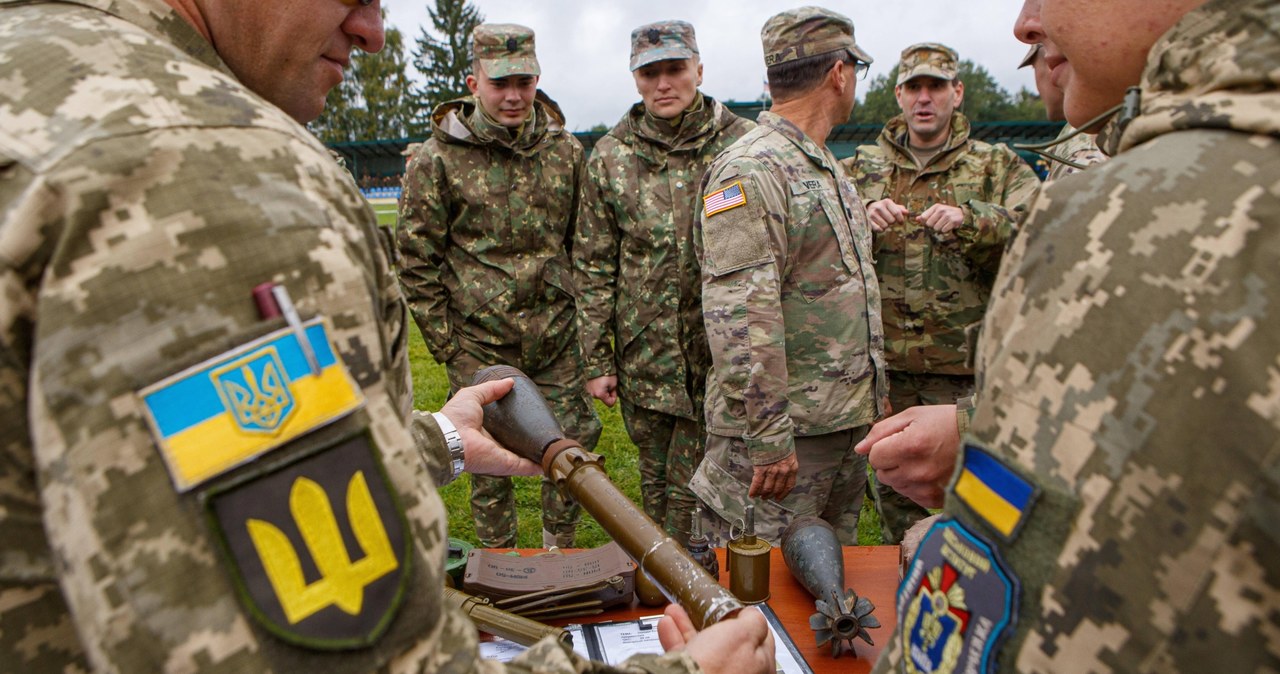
top-left (140, 318), bottom-right (364, 491)
top-left (953, 443), bottom-right (1038, 539)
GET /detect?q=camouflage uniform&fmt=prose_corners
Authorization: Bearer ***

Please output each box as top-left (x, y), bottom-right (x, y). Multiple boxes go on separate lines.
top-left (0, 2), bottom-right (693, 672)
top-left (692, 96), bottom-right (887, 547)
top-left (397, 26), bottom-right (599, 549)
top-left (575, 21), bottom-right (754, 545)
top-left (844, 47), bottom-right (1040, 543)
top-left (1044, 124), bottom-right (1107, 181)
top-left (876, 0), bottom-right (1280, 671)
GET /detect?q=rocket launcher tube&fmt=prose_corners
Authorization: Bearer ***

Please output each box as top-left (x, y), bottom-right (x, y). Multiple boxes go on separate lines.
top-left (443, 587), bottom-right (571, 647)
top-left (472, 365), bottom-right (744, 629)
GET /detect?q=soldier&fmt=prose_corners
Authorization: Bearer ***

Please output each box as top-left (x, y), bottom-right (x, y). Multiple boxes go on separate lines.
top-left (692, 6), bottom-right (887, 547)
top-left (842, 42), bottom-right (1040, 545)
top-left (0, 0), bottom-right (775, 671)
top-left (864, 0), bottom-right (1280, 671)
top-left (398, 24), bottom-right (601, 549)
top-left (1018, 42), bottom-right (1106, 180)
top-left (574, 20), bottom-right (754, 546)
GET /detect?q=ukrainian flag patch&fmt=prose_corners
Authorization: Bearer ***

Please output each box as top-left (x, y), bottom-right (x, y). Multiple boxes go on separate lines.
top-left (953, 443), bottom-right (1038, 540)
top-left (140, 318), bottom-right (364, 492)
top-left (703, 181), bottom-right (747, 217)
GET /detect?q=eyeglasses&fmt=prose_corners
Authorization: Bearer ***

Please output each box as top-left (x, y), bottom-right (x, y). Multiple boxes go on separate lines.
top-left (853, 59), bottom-right (870, 81)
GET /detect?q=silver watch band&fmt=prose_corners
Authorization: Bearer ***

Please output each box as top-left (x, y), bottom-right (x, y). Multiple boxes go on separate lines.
top-left (431, 411), bottom-right (465, 481)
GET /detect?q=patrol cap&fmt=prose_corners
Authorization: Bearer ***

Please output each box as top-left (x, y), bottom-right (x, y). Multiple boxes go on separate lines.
top-left (630, 20), bottom-right (699, 71)
top-left (472, 23), bottom-right (540, 78)
top-left (761, 6), bottom-right (873, 68)
top-left (897, 42), bottom-right (959, 84)
top-left (1018, 43), bottom-right (1041, 69)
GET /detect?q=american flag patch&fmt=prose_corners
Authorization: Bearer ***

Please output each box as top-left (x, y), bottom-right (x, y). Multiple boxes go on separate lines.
top-left (703, 182), bottom-right (747, 216)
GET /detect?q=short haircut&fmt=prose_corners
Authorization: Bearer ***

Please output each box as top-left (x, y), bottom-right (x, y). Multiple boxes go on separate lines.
top-left (767, 49), bottom-right (852, 101)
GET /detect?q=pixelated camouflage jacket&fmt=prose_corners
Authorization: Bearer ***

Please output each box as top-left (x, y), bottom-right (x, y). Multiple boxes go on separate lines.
top-left (0, 2), bottom-right (697, 673)
top-left (574, 95), bottom-right (754, 419)
top-left (397, 93), bottom-right (585, 369)
top-left (696, 112), bottom-right (887, 465)
top-left (874, 0), bottom-right (1280, 671)
top-left (1044, 124), bottom-right (1106, 182)
top-left (844, 113), bottom-right (1040, 375)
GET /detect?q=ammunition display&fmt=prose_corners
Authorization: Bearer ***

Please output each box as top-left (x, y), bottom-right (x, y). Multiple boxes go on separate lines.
top-left (781, 516), bottom-right (880, 658)
top-left (472, 365), bottom-right (744, 630)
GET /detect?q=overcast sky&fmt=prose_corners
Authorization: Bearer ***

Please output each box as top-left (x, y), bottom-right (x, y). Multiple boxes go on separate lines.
top-left (384, 1), bottom-right (1037, 132)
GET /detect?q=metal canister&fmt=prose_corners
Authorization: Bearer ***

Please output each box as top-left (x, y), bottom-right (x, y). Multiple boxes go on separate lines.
top-left (726, 504), bottom-right (771, 603)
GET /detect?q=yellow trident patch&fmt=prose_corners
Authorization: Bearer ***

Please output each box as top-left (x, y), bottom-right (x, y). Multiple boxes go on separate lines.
top-left (248, 471), bottom-right (398, 624)
top-left (206, 432), bottom-right (411, 649)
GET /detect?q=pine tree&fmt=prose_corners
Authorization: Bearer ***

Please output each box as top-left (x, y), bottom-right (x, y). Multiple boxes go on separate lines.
top-left (409, 0), bottom-right (485, 135)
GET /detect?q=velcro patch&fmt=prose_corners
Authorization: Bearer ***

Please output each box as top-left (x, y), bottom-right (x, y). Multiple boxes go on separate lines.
top-left (140, 318), bottom-right (364, 491)
top-left (703, 181), bottom-right (747, 216)
top-left (898, 519), bottom-right (1018, 674)
top-left (204, 431), bottom-right (412, 649)
top-left (953, 443), bottom-right (1039, 540)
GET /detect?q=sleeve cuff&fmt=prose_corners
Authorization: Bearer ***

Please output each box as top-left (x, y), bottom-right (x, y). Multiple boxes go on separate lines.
top-left (410, 411), bottom-right (456, 487)
top-left (955, 395), bottom-right (976, 437)
top-left (744, 431), bottom-right (795, 466)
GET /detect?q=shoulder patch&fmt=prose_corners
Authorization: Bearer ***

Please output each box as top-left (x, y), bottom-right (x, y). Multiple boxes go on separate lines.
top-left (898, 518), bottom-right (1018, 674)
top-left (953, 443), bottom-right (1040, 540)
top-left (139, 318), bottom-right (365, 491)
top-left (703, 181), bottom-right (747, 217)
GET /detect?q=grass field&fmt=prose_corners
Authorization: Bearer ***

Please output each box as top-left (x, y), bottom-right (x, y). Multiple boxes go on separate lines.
top-left (370, 199), bottom-right (399, 229)
top-left (405, 329), bottom-right (884, 549)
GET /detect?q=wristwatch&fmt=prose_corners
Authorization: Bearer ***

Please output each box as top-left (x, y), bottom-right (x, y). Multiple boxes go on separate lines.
top-left (431, 412), bottom-right (465, 481)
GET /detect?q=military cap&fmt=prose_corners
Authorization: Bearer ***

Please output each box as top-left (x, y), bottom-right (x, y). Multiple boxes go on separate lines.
top-left (472, 23), bottom-right (540, 78)
top-left (1018, 43), bottom-right (1041, 69)
top-left (897, 42), bottom-right (959, 84)
top-left (630, 20), bottom-right (700, 71)
top-left (761, 6), bottom-right (873, 68)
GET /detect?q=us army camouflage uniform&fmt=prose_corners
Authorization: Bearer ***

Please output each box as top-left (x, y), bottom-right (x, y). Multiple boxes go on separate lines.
top-left (692, 111), bottom-right (887, 547)
top-left (398, 92), bottom-right (601, 549)
top-left (876, 0), bottom-right (1280, 671)
top-left (844, 112), bottom-right (1039, 544)
top-left (0, 2), bottom-right (692, 672)
top-left (1044, 124), bottom-right (1107, 182)
top-left (575, 92), bottom-right (753, 545)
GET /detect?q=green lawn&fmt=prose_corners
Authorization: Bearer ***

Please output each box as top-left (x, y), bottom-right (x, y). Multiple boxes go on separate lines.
top-left (371, 200), bottom-right (399, 229)
top-left (406, 329), bottom-right (884, 549)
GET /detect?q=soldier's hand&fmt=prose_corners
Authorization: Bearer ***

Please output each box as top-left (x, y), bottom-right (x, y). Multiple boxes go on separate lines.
top-left (657, 604), bottom-right (775, 674)
top-left (866, 198), bottom-right (909, 232)
top-left (854, 404), bottom-right (959, 508)
top-left (440, 379), bottom-right (542, 477)
top-left (586, 375), bottom-right (619, 407)
top-left (918, 204), bottom-right (965, 234)
top-left (749, 452), bottom-right (799, 501)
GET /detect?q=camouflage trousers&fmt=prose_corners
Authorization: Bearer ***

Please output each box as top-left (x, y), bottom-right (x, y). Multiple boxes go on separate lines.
top-left (873, 371), bottom-right (975, 544)
top-left (445, 340), bottom-right (602, 549)
top-left (690, 426), bottom-right (870, 547)
top-left (619, 401), bottom-right (705, 547)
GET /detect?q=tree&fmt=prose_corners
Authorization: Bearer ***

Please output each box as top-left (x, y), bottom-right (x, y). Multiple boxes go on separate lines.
top-left (311, 19), bottom-right (417, 143)
top-left (410, 0), bottom-right (484, 135)
top-left (854, 60), bottom-right (1040, 125)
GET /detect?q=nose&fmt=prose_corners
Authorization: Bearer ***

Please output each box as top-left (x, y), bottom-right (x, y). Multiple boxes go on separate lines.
top-left (1014, 0), bottom-right (1044, 45)
top-left (345, 0), bottom-right (386, 54)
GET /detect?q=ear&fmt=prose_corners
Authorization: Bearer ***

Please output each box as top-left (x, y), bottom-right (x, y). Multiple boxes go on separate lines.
top-left (894, 84), bottom-right (905, 109)
top-left (466, 73), bottom-right (479, 95)
top-left (953, 80), bottom-right (965, 108)
top-left (829, 60), bottom-right (848, 94)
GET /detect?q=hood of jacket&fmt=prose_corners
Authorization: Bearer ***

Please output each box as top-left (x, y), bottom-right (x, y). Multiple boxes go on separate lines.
top-left (1103, 0), bottom-right (1279, 155)
top-left (429, 89), bottom-right (568, 154)
top-left (876, 110), bottom-right (975, 171)
top-left (610, 93), bottom-right (740, 165)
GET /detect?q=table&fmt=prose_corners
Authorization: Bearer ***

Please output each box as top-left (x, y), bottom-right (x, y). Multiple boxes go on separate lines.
top-left (485, 546), bottom-right (901, 674)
